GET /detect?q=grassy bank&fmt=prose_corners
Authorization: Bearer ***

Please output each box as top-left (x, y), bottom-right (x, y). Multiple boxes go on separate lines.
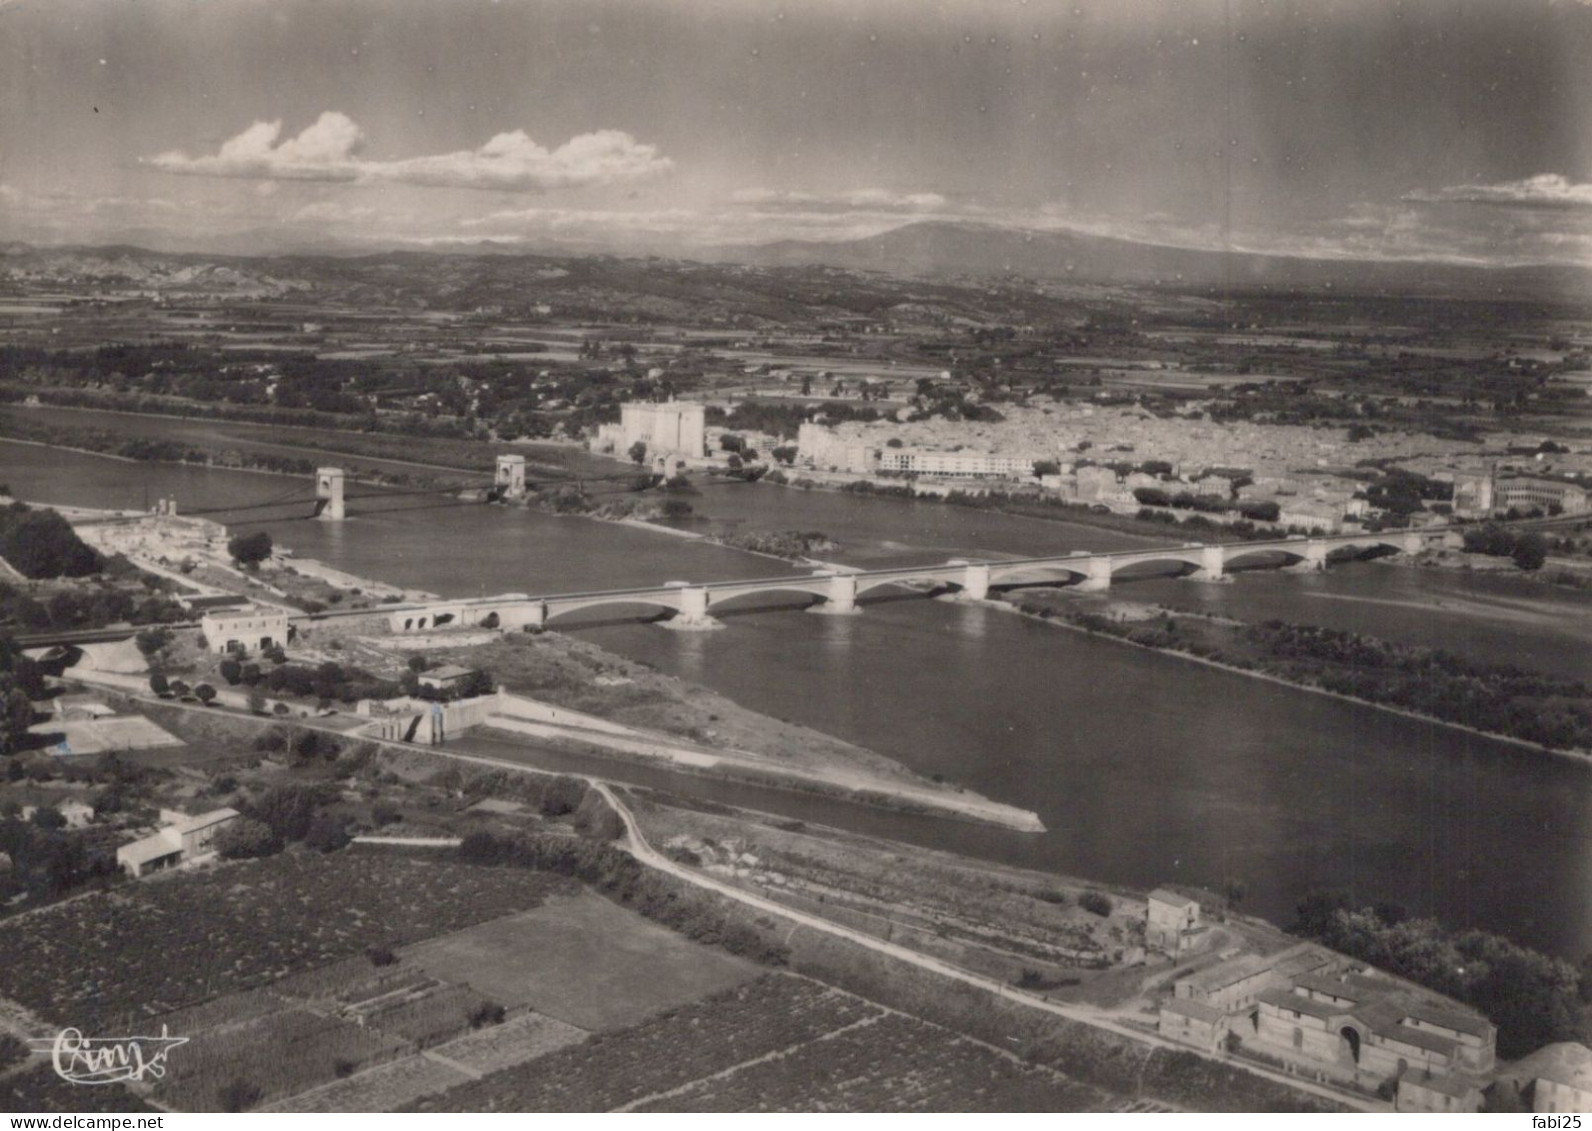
top-left (1001, 590), bottom-right (1592, 756)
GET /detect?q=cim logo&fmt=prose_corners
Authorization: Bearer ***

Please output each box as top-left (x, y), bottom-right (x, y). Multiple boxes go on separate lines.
top-left (28, 1026), bottom-right (189, 1085)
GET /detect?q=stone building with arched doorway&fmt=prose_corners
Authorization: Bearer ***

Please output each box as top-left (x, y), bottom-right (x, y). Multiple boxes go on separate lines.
top-left (1253, 968), bottom-right (1494, 1101)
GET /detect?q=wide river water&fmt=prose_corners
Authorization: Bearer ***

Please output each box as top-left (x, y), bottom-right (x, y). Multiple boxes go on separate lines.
top-left (5, 433), bottom-right (1590, 958)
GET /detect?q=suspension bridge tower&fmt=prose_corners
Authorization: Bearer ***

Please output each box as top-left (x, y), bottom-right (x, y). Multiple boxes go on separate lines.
top-left (495, 454), bottom-right (527, 499)
top-left (315, 467), bottom-right (346, 520)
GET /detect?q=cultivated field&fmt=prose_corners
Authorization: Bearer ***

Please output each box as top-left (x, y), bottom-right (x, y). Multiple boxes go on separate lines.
top-left (266, 1054), bottom-right (472, 1113)
top-left (636, 1012), bottom-right (1110, 1112)
top-left (402, 973), bottom-right (1121, 1113)
top-left (401, 890), bottom-right (759, 1031)
top-left (406, 974), bottom-right (882, 1112)
top-left (429, 1010), bottom-right (589, 1075)
top-left (155, 1007), bottom-right (410, 1111)
top-left (0, 852), bottom-right (576, 1030)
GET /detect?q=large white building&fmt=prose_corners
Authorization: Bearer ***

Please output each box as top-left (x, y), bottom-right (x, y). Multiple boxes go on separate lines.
top-left (876, 448), bottom-right (1040, 479)
top-left (200, 605), bottom-right (291, 656)
top-left (797, 422), bottom-right (879, 474)
top-left (609, 400), bottom-right (706, 459)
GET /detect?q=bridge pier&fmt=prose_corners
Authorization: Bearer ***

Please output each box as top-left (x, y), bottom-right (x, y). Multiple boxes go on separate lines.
top-left (495, 454), bottom-right (527, 498)
top-left (809, 573), bottom-right (860, 615)
top-left (665, 586), bottom-right (722, 631)
top-left (961, 563), bottom-right (992, 602)
top-left (1187, 544), bottom-right (1227, 583)
top-left (498, 602), bottom-right (547, 631)
top-left (1075, 556), bottom-right (1113, 592)
top-left (316, 467), bottom-right (346, 521)
top-left (1285, 539), bottom-right (1330, 572)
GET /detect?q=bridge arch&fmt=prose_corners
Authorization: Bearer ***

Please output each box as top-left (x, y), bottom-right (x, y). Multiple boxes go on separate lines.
top-left (1221, 545), bottom-right (1316, 569)
top-left (1324, 536), bottom-right (1416, 558)
top-left (1107, 551), bottom-right (1211, 575)
top-left (986, 561), bottom-right (1094, 587)
top-left (542, 595), bottom-right (685, 623)
top-left (850, 573), bottom-right (950, 597)
top-left (704, 582), bottom-right (835, 609)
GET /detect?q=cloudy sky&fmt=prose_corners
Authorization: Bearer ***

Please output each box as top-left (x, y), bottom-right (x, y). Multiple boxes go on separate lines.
top-left (2, 0), bottom-right (1590, 266)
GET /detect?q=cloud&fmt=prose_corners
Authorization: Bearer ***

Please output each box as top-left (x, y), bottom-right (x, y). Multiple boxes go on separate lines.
top-left (1404, 173), bottom-right (1592, 210)
top-left (729, 188), bottom-right (949, 213)
top-left (147, 112), bottom-right (673, 193)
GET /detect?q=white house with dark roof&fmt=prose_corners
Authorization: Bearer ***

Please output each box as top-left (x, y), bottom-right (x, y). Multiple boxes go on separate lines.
top-left (116, 807), bottom-right (240, 878)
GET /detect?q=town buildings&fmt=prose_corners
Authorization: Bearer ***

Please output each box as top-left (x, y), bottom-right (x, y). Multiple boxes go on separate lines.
top-left (796, 422), bottom-right (880, 475)
top-left (1495, 476), bottom-right (1588, 516)
top-left (786, 399), bottom-right (1592, 533)
top-left (1454, 471), bottom-right (1588, 518)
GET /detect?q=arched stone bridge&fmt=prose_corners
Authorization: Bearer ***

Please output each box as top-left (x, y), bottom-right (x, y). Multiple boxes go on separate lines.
top-left (382, 529), bottom-right (1452, 633)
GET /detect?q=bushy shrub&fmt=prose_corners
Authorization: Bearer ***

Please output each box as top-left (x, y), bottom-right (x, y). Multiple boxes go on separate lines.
top-left (1078, 891), bottom-right (1113, 917)
top-left (215, 817), bottom-right (280, 860)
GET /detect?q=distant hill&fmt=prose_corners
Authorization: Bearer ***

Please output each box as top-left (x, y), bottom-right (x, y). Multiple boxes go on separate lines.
top-left (710, 220), bottom-right (1592, 301)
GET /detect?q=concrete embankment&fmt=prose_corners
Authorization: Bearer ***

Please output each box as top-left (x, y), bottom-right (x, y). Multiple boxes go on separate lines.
top-left (480, 693), bottom-right (1046, 833)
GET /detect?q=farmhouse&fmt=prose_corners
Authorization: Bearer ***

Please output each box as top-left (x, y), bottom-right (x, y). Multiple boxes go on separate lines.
top-left (116, 807), bottom-right (240, 878)
top-left (201, 605), bottom-right (290, 656)
top-left (1145, 888), bottom-right (1203, 957)
top-left (1172, 942), bottom-right (1336, 1014)
top-left (1251, 967), bottom-right (1495, 1087)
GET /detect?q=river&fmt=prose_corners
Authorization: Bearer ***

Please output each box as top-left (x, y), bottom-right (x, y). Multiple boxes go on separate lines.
top-left (5, 437), bottom-right (1590, 958)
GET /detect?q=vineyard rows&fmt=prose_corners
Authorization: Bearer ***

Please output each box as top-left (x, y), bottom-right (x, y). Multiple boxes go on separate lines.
top-left (0, 854), bottom-right (574, 1029)
top-left (267, 1054), bottom-right (471, 1113)
top-left (406, 975), bottom-right (881, 1113)
top-left (155, 1007), bottom-right (409, 1111)
top-left (637, 1012), bottom-right (1111, 1112)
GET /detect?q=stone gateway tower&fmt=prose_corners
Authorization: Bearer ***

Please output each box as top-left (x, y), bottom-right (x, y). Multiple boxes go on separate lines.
top-left (315, 467), bottom-right (346, 520)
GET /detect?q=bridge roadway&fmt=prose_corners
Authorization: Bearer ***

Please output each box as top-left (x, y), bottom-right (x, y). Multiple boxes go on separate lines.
top-left (378, 528), bottom-right (1453, 634)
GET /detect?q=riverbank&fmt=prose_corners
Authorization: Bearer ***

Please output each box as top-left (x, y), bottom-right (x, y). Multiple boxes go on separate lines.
top-left (410, 631), bottom-right (1042, 831)
top-left (994, 589), bottom-right (1592, 763)
top-left (764, 468), bottom-right (1291, 547)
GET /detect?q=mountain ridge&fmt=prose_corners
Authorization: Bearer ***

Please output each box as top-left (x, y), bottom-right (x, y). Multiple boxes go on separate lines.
top-left (705, 219), bottom-right (1592, 301)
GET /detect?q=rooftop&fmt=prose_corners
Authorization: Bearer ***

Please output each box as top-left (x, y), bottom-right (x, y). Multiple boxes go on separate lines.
top-left (1509, 1041), bottom-right (1592, 1091)
top-left (116, 830), bottom-right (183, 867)
top-left (422, 665), bottom-right (475, 681)
top-left (1161, 998), bottom-right (1225, 1025)
top-left (1257, 985), bottom-right (1344, 1022)
top-left (1400, 1071), bottom-right (1480, 1100)
top-left (170, 807), bottom-right (240, 834)
top-left (201, 604), bottom-right (288, 622)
